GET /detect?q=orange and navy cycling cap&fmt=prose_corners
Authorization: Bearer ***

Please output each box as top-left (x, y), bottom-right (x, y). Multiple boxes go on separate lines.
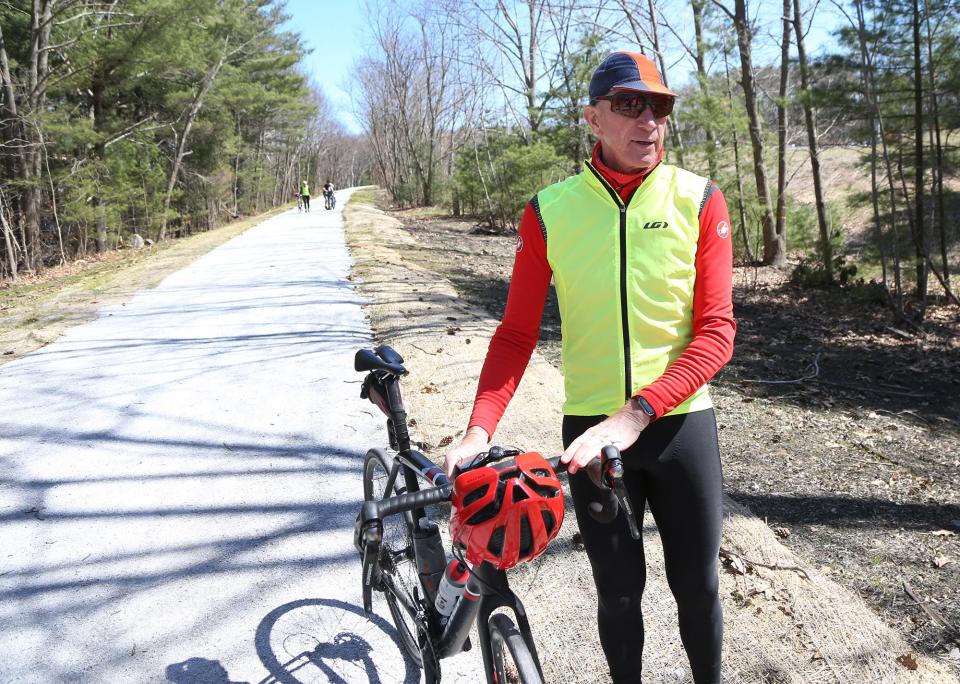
top-left (589, 51), bottom-right (676, 100)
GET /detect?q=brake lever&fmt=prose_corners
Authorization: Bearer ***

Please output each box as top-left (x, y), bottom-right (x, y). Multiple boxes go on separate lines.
top-left (457, 445), bottom-right (522, 475)
top-left (600, 445), bottom-right (640, 540)
top-left (359, 520), bottom-right (383, 613)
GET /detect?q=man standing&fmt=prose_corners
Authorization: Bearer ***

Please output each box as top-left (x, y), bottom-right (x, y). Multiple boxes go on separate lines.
top-left (445, 51), bottom-right (735, 683)
top-left (299, 180), bottom-right (311, 212)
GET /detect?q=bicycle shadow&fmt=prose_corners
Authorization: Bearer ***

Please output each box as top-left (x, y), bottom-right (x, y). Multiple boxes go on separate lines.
top-left (166, 657), bottom-right (248, 683)
top-left (254, 598), bottom-right (419, 684)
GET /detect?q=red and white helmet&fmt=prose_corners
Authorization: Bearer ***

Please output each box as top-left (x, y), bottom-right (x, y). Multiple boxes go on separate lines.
top-left (449, 452), bottom-right (564, 570)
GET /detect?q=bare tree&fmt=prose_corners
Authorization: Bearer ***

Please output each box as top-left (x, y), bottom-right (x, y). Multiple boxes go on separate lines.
top-left (614, 0), bottom-right (685, 164)
top-left (450, 0), bottom-right (555, 139)
top-left (793, 0), bottom-right (832, 281)
top-left (712, 0), bottom-right (783, 266)
top-left (692, 0), bottom-right (718, 180)
top-left (774, 0), bottom-right (792, 261)
top-left (722, 46), bottom-right (755, 262)
top-left (923, 0), bottom-right (948, 292)
top-left (911, 0), bottom-right (926, 308)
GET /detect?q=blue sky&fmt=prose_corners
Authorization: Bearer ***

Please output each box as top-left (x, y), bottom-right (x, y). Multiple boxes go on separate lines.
top-left (282, 0), bottom-right (366, 133)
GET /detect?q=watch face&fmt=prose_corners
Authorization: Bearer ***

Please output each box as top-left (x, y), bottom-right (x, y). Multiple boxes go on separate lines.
top-left (635, 396), bottom-right (655, 417)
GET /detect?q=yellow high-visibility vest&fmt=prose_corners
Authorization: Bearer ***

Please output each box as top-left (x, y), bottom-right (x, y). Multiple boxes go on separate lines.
top-left (532, 161), bottom-right (714, 417)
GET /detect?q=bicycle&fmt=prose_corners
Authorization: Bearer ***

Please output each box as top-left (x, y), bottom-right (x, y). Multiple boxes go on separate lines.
top-left (353, 345), bottom-right (640, 683)
top-left (324, 191), bottom-right (336, 210)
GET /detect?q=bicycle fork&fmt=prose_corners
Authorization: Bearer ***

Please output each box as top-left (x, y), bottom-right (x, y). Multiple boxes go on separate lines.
top-left (472, 566), bottom-right (545, 683)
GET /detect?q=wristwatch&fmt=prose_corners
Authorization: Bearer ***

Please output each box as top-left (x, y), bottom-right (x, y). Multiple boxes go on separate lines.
top-left (631, 395), bottom-right (656, 418)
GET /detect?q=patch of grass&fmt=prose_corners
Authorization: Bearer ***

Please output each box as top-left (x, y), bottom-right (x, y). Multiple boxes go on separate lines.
top-left (348, 186), bottom-right (386, 208)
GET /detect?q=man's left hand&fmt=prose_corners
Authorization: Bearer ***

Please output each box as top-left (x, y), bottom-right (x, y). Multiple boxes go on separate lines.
top-left (560, 402), bottom-right (651, 474)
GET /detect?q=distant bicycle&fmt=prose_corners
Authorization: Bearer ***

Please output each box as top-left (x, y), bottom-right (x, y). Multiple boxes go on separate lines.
top-left (324, 191), bottom-right (336, 210)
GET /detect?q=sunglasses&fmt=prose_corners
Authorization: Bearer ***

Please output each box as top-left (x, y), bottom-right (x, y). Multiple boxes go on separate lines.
top-left (591, 91), bottom-right (674, 119)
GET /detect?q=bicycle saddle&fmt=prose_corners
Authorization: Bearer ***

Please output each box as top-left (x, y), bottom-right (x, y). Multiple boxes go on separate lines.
top-left (354, 347), bottom-right (408, 376)
top-left (374, 345), bottom-right (404, 365)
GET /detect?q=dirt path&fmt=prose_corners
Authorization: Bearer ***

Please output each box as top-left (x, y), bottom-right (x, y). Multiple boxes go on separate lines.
top-left (343, 190), bottom-right (959, 683)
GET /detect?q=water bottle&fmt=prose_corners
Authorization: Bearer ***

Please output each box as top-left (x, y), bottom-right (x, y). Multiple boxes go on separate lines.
top-left (434, 559), bottom-right (470, 619)
top-left (413, 518), bottom-right (446, 602)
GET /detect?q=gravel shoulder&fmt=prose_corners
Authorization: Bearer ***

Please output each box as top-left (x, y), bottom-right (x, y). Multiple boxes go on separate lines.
top-left (343, 188), bottom-right (960, 683)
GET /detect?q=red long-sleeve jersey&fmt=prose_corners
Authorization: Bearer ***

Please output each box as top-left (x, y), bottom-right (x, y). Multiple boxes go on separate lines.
top-left (468, 146), bottom-right (736, 436)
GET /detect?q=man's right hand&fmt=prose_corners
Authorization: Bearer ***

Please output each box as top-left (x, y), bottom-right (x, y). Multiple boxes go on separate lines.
top-left (444, 426), bottom-right (490, 478)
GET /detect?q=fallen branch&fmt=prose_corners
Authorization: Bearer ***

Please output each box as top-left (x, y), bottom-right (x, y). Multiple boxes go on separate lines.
top-left (741, 353), bottom-right (821, 385)
top-left (885, 326), bottom-right (915, 340)
top-left (720, 547), bottom-right (811, 580)
top-left (873, 408), bottom-right (930, 424)
top-left (410, 343), bottom-right (440, 355)
top-left (903, 581), bottom-right (960, 647)
top-left (814, 380), bottom-right (927, 398)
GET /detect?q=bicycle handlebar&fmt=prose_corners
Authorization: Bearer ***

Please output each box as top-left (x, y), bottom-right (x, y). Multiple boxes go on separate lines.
top-left (358, 445), bottom-right (640, 540)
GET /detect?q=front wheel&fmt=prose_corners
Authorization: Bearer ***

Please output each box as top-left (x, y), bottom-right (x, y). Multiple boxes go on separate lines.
top-left (362, 449), bottom-right (424, 668)
top-left (488, 613), bottom-right (544, 684)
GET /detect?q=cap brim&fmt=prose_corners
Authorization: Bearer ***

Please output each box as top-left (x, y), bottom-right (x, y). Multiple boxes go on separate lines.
top-left (611, 80), bottom-right (676, 98)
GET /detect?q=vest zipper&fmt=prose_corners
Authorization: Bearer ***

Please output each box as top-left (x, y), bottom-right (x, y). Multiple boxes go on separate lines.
top-left (585, 162), bottom-right (633, 403)
top-left (618, 204), bottom-right (632, 401)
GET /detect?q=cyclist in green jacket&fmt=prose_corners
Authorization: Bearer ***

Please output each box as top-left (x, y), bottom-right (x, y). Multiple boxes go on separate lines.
top-left (446, 51), bottom-right (735, 684)
top-left (299, 180), bottom-right (311, 212)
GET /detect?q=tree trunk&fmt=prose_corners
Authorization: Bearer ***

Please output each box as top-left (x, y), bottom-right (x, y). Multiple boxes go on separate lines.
top-left (775, 0), bottom-right (791, 261)
top-left (794, 0), bottom-right (832, 282)
top-left (160, 49), bottom-right (227, 241)
top-left (732, 0), bottom-right (782, 265)
top-left (0, 21), bottom-right (26, 275)
top-left (852, 0), bottom-right (893, 310)
top-left (526, 0), bottom-right (538, 132)
top-left (0, 190), bottom-right (18, 281)
top-left (647, 0), bottom-right (684, 165)
top-left (922, 0), bottom-right (947, 293)
top-left (723, 50), bottom-right (754, 263)
top-left (911, 0), bottom-right (926, 309)
top-left (692, 0), bottom-right (717, 180)
top-left (92, 74), bottom-right (110, 253)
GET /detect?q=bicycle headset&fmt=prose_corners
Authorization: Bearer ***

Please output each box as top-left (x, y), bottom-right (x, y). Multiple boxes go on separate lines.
top-left (449, 452), bottom-right (564, 570)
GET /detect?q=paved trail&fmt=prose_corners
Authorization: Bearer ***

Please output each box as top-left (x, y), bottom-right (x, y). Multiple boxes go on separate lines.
top-left (0, 191), bottom-right (479, 683)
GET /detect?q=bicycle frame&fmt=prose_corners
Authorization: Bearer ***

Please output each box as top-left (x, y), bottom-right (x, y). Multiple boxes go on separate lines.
top-left (355, 346), bottom-right (633, 683)
top-left (368, 445), bottom-right (544, 681)
top-left (358, 363), bottom-right (545, 682)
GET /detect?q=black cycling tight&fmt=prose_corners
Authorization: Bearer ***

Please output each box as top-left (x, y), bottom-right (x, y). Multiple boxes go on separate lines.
top-left (564, 408), bottom-right (723, 684)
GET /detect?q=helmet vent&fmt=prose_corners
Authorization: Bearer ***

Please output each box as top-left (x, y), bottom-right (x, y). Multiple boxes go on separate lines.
top-left (468, 502), bottom-right (499, 525)
top-left (487, 526), bottom-right (505, 554)
top-left (519, 516), bottom-right (533, 556)
top-left (541, 510), bottom-right (557, 535)
top-left (462, 483), bottom-right (489, 508)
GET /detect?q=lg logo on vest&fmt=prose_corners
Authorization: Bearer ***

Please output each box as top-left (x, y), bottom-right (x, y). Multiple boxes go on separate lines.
top-left (643, 221), bottom-right (669, 230)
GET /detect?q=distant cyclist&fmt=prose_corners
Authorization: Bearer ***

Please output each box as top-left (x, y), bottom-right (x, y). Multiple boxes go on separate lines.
top-left (299, 180), bottom-right (311, 212)
top-left (323, 181), bottom-right (336, 210)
